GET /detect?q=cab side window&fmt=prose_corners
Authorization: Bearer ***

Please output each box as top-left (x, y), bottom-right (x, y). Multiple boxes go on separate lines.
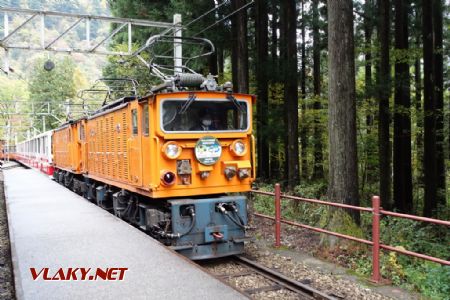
top-left (132, 109), bottom-right (138, 135)
top-left (79, 123), bottom-right (85, 141)
top-left (142, 104), bottom-right (149, 136)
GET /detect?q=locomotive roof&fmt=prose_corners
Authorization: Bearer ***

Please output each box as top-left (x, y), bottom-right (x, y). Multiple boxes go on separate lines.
top-left (55, 90), bottom-right (256, 129)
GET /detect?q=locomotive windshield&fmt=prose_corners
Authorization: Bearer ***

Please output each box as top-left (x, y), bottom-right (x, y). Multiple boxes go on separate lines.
top-left (161, 99), bottom-right (249, 132)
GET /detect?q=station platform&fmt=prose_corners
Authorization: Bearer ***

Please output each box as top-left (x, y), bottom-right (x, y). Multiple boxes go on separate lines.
top-left (3, 165), bottom-right (245, 300)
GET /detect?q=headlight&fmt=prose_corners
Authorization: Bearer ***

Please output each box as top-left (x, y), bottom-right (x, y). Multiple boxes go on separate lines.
top-left (162, 142), bottom-right (181, 159)
top-left (230, 139), bottom-right (247, 156)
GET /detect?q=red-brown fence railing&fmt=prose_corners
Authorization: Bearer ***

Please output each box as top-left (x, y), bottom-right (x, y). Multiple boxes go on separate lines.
top-left (251, 183), bottom-right (450, 283)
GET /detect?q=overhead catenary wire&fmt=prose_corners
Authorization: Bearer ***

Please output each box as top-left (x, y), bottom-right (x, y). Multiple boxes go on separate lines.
top-left (176, 0), bottom-right (230, 34)
top-left (193, 0), bottom-right (254, 37)
top-left (136, 0), bottom-right (254, 73)
top-left (134, 0), bottom-right (231, 61)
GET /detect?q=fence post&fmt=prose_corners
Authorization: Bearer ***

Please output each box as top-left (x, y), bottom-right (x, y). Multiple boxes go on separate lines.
top-left (371, 195), bottom-right (381, 283)
top-left (274, 183), bottom-right (281, 248)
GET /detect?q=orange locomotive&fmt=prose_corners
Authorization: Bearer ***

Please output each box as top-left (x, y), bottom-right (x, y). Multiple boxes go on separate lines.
top-left (52, 75), bottom-right (256, 259)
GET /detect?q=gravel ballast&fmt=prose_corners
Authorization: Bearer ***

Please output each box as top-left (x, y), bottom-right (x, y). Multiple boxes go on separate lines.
top-left (245, 243), bottom-right (389, 300)
top-left (202, 214), bottom-right (419, 299)
top-left (203, 245), bottom-right (393, 300)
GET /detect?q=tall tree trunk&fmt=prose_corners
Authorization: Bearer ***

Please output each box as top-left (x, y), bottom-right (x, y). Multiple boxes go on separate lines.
top-left (362, 0), bottom-right (374, 194)
top-left (422, 0), bottom-right (437, 217)
top-left (432, 0), bottom-right (446, 209)
top-left (255, 0), bottom-right (270, 180)
top-left (393, 0), bottom-right (413, 213)
top-left (300, 0), bottom-right (308, 179)
top-left (281, 0), bottom-right (300, 190)
top-left (414, 4), bottom-right (423, 194)
top-left (300, 0), bottom-right (306, 98)
top-left (270, 0), bottom-right (280, 178)
top-left (202, 0), bottom-right (217, 75)
top-left (217, 47), bottom-right (224, 75)
top-left (209, 51), bottom-right (218, 76)
top-left (312, 0), bottom-right (324, 180)
top-left (231, 0), bottom-right (249, 93)
top-left (414, 55), bottom-right (423, 182)
top-left (327, 0), bottom-right (360, 223)
top-left (216, 0), bottom-right (226, 77)
top-left (364, 0), bottom-right (374, 127)
top-left (271, 0), bottom-right (278, 74)
top-left (377, 0), bottom-right (392, 210)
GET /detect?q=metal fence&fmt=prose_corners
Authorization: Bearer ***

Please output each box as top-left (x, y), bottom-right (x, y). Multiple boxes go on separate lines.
top-left (251, 183), bottom-right (450, 283)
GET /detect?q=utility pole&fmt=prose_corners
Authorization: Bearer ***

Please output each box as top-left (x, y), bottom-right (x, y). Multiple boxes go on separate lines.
top-left (3, 11), bottom-right (9, 73)
top-left (173, 14), bottom-right (182, 75)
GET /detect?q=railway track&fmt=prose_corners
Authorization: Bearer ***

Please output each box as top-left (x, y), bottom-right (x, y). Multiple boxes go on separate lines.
top-left (201, 255), bottom-right (338, 300)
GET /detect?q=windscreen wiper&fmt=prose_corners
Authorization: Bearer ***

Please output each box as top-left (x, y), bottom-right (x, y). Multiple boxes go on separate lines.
top-left (163, 93), bottom-right (197, 127)
top-left (226, 93), bottom-right (246, 113)
top-left (179, 93), bottom-right (197, 114)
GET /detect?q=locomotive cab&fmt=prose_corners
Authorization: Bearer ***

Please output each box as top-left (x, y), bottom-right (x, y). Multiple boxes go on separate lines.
top-left (144, 91), bottom-right (255, 259)
top-left (152, 91), bottom-right (255, 196)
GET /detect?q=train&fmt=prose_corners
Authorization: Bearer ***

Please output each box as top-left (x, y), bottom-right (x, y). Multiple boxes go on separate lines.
top-left (0, 139), bottom-right (16, 162)
top-left (9, 73), bottom-right (256, 260)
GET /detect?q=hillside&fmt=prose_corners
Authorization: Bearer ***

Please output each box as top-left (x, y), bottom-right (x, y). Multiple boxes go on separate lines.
top-left (0, 0), bottom-right (110, 82)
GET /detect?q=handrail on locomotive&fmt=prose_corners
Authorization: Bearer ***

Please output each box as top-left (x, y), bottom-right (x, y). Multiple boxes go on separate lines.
top-left (134, 35), bottom-right (216, 80)
top-left (77, 78), bottom-right (140, 115)
top-left (76, 36), bottom-right (229, 121)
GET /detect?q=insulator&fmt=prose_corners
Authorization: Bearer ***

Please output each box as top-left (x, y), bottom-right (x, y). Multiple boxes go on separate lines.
top-left (175, 73), bottom-right (205, 87)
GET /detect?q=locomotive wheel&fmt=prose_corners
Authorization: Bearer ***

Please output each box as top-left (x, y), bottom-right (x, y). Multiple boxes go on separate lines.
top-left (64, 172), bottom-right (74, 190)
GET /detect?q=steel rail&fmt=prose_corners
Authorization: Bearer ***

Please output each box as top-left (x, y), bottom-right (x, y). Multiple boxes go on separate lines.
top-left (232, 255), bottom-right (338, 300)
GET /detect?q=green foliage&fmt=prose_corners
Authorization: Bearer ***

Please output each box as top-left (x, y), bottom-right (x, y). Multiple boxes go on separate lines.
top-left (28, 56), bottom-right (77, 130)
top-left (390, 47), bottom-right (423, 65)
top-left (6, 0), bottom-right (110, 15)
top-left (102, 43), bottom-right (156, 95)
top-left (355, 216), bottom-right (450, 298)
top-left (380, 218), bottom-right (450, 260)
top-left (406, 264), bottom-right (450, 300)
top-left (1, 0), bottom-right (109, 81)
top-left (354, 251), bottom-right (406, 285)
top-left (293, 181), bottom-right (328, 199)
top-left (253, 182), bottom-right (450, 298)
top-left (252, 183), bottom-right (276, 217)
top-left (324, 209), bottom-right (365, 242)
top-left (106, 0), bottom-right (229, 86)
top-left (0, 75), bottom-right (29, 101)
top-left (355, 253), bottom-right (450, 299)
top-left (253, 181), bottom-right (325, 228)
top-left (0, 75), bottom-right (29, 137)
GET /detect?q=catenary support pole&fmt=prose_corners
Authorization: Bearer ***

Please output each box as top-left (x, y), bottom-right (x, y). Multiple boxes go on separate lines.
top-left (173, 14), bottom-right (182, 75)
